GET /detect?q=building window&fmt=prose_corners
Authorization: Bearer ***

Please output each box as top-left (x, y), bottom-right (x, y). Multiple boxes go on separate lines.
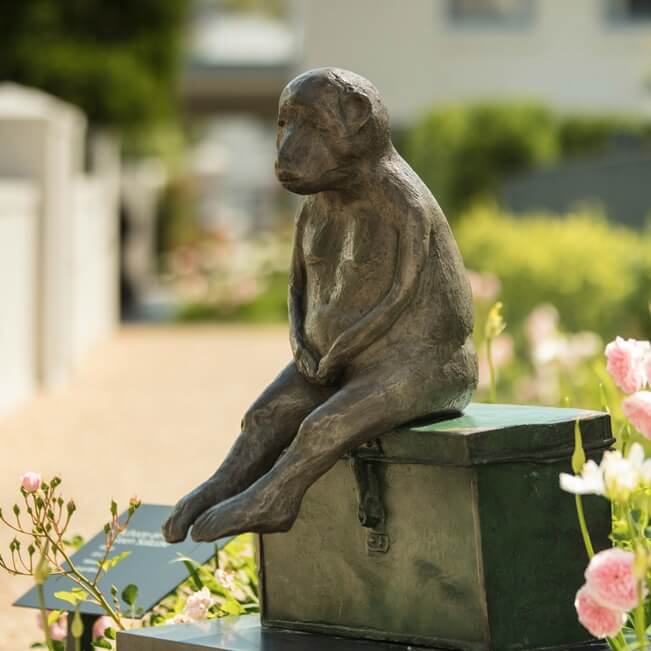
top-left (448, 0), bottom-right (534, 26)
top-left (607, 0), bottom-right (651, 21)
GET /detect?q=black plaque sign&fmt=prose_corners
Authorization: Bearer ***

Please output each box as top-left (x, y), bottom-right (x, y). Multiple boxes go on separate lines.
top-left (14, 504), bottom-right (229, 615)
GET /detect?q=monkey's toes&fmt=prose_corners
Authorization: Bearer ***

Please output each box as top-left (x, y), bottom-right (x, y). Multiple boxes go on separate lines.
top-left (162, 497), bottom-right (205, 543)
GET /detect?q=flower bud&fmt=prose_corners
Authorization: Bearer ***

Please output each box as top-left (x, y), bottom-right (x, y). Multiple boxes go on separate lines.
top-left (67, 500), bottom-right (76, 515)
top-left (20, 472), bottom-right (42, 493)
top-left (634, 545), bottom-right (648, 581)
top-left (71, 609), bottom-right (84, 639)
top-left (571, 420), bottom-right (586, 475)
top-left (485, 302), bottom-right (506, 340)
top-left (12, 504), bottom-right (19, 517)
top-left (34, 555), bottom-right (51, 585)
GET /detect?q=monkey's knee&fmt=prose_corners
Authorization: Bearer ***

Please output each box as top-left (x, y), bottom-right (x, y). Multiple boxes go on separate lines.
top-left (293, 412), bottom-right (347, 460)
top-left (240, 404), bottom-right (274, 435)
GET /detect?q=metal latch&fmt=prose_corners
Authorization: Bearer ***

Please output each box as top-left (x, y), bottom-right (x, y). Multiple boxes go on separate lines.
top-left (350, 440), bottom-right (390, 554)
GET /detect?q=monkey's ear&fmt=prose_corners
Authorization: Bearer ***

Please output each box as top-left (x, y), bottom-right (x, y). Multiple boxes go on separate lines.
top-left (340, 90), bottom-right (372, 134)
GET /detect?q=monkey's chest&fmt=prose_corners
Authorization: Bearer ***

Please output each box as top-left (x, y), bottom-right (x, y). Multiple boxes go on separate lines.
top-left (302, 216), bottom-right (395, 296)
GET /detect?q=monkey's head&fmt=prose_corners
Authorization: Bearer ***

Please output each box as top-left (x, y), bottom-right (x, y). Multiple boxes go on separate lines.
top-left (275, 68), bottom-right (391, 195)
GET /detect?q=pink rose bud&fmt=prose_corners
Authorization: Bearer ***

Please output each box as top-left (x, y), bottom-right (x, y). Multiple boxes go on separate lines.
top-left (585, 548), bottom-right (639, 611)
top-left (92, 615), bottom-right (113, 640)
top-left (20, 472), bottom-right (42, 493)
top-left (605, 337), bottom-right (649, 394)
top-left (575, 585), bottom-right (626, 639)
top-left (622, 391), bottom-right (651, 439)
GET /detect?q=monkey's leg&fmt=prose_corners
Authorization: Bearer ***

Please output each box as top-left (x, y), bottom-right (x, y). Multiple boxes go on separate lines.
top-left (189, 365), bottom-right (426, 542)
top-left (162, 362), bottom-right (335, 543)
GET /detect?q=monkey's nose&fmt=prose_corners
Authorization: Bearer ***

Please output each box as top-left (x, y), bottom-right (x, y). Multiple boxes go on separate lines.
top-left (275, 162), bottom-right (299, 182)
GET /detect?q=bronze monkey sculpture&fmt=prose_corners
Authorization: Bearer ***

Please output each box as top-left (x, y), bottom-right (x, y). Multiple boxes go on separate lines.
top-left (163, 68), bottom-right (477, 543)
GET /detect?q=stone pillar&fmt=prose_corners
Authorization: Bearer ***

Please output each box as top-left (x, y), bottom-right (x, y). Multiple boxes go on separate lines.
top-left (0, 83), bottom-right (87, 388)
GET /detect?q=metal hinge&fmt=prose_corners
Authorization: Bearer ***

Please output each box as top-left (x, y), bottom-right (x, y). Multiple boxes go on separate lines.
top-left (350, 440), bottom-right (390, 554)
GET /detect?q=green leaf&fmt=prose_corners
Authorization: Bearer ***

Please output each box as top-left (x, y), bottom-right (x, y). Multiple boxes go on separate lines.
top-left (97, 550), bottom-right (131, 573)
top-left (91, 640), bottom-right (113, 649)
top-left (121, 583), bottom-right (138, 607)
top-left (29, 643), bottom-right (46, 648)
top-left (53, 588), bottom-right (88, 606)
top-left (52, 642), bottom-right (65, 651)
top-left (47, 610), bottom-right (64, 626)
top-left (104, 627), bottom-right (117, 641)
top-left (171, 555), bottom-right (204, 591)
top-left (110, 500), bottom-right (118, 518)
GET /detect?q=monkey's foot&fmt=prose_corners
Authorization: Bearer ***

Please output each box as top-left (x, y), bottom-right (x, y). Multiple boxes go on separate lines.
top-left (162, 481), bottom-right (234, 544)
top-left (190, 485), bottom-right (299, 542)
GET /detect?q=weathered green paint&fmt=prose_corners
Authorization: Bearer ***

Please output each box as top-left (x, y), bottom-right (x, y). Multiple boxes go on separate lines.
top-left (259, 403), bottom-right (613, 650)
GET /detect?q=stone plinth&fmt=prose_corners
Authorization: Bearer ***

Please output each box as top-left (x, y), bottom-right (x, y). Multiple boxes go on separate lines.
top-left (259, 403), bottom-right (613, 651)
top-left (117, 615), bottom-right (430, 650)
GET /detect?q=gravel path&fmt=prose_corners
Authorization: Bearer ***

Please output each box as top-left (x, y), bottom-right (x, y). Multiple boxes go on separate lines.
top-left (0, 324), bottom-right (290, 650)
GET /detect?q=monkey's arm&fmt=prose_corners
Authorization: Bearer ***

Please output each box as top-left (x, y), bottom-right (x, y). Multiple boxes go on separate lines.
top-left (289, 206), bottom-right (319, 380)
top-left (317, 213), bottom-right (429, 381)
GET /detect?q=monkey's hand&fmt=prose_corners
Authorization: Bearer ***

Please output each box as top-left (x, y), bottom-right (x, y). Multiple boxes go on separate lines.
top-left (295, 345), bottom-right (319, 382)
top-left (315, 350), bottom-right (344, 385)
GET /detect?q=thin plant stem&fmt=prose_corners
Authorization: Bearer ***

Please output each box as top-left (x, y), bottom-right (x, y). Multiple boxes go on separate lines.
top-left (37, 583), bottom-right (54, 651)
top-left (44, 535), bottom-right (124, 630)
top-left (635, 589), bottom-right (646, 651)
top-left (575, 494), bottom-right (595, 559)
top-left (626, 509), bottom-right (646, 651)
top-left (487, 337), bottom-right (497, 403)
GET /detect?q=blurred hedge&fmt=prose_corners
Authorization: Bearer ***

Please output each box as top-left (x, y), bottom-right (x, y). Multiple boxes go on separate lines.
top-left (0, 0), bottom-right (190, 132)
top-left (175, 206), bottom-right (651, 342)
top-left (400, 103), bottom-right (651, 218)
top-left (456, 206), bottom-right (651, 340)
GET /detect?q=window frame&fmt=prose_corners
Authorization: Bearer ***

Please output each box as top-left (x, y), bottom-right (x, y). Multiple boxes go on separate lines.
top-left (447, 0), bottom-right (536, 30)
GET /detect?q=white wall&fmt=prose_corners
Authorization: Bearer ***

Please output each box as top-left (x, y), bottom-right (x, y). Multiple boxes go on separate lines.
top-left (0, 182), bottom-right (38, 415)
top-left (72, 174), bottom-right (119, 364)
top-left (300, 0), bottom-right (651, 124)
top-left (0, 84), bottom-right (119, 415)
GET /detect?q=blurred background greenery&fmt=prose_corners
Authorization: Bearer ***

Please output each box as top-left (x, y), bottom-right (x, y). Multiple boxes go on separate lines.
top-left (2, 0), bottom-right (651, 409)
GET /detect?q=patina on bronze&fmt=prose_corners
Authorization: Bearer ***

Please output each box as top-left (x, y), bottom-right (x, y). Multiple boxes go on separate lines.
top-left (162, 67), bottom-right (478, 544)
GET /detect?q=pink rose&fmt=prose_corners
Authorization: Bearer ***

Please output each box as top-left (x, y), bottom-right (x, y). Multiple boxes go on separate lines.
top-left (20, 472), bottom-right (42, 493)
top-left (605, 337), bottom-right (649, 394)
top-left (585, 548), bottom-right (639, 611)
top-left (37, 611), bottom-right (68, 642)
top-left (575, 585), bottom-right (625, 638)
top-left (622, 392), bottom-right (651, 439)
top-left (467, 270), bottom-right (501, 303)
top-left (92, 615), bottom-right (113, 640)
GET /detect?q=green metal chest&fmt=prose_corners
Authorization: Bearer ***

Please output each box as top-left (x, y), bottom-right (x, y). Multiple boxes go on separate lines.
top-left (258, 403), bottom-right (613, 651)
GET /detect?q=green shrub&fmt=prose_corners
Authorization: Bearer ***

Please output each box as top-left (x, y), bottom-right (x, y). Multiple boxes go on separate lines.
top-left (455, 205), bottom-right (651, 341)
top-left (402, 102), bottom-right (558, 217)
top-left (401, 103), bottom-right (651, 219)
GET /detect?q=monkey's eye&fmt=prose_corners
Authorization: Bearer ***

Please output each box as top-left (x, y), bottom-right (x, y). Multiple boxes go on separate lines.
top-left (277, 119), bottom-right (286, 128)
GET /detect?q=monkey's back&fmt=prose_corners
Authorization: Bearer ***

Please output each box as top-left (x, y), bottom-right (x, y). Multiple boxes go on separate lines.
top-left (376, 153), bottom-right (475, 351)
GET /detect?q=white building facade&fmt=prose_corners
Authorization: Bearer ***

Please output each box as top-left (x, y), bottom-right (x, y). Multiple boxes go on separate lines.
top-left (299, 0), bottom-right (651, 124)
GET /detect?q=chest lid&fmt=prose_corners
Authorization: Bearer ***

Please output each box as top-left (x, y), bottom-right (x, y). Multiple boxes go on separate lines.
top-left (360, 403), bottom-right (613, 467)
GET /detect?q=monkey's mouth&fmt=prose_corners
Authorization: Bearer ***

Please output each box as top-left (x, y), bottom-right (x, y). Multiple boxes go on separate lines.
top-left (276, 171), bottom-right (301, 183)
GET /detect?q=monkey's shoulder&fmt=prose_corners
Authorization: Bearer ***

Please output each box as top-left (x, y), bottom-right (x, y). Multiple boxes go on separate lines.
top-left (373, 166), bottom-right (446, 232)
